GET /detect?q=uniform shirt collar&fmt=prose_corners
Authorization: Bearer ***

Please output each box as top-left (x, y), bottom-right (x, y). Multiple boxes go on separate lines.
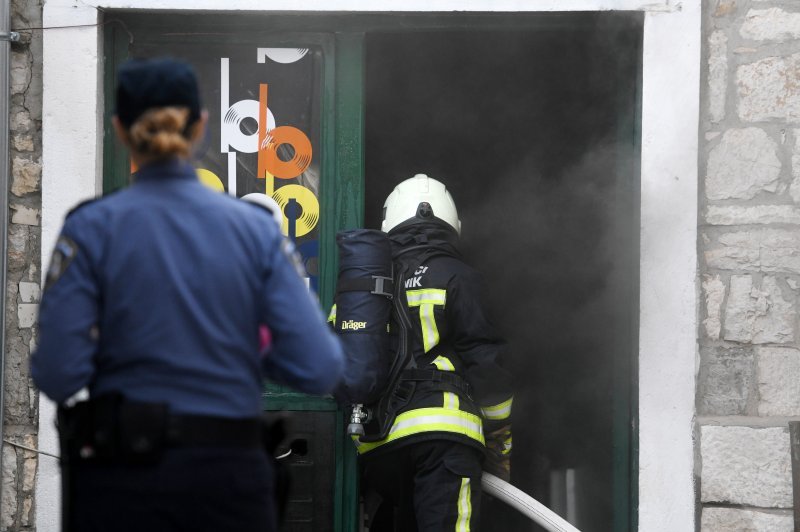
top-left (134, 158), bottom-right (197, 181)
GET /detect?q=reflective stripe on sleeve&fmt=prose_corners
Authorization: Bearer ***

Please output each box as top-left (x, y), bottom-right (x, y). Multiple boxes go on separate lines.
top-left (406, 289), bottom-right (446, 307)
top-left (480, 397), bottom-right (513, 421)
top-left (327, 304), bottom-right (337, 324)
top-left (353, 407), bottom-right (485, 454)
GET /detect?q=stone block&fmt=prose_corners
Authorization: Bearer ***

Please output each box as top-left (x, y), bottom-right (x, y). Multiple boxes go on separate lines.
top-left (705, 205), bottom-right (800, 225)
top-left (22, 456), bottom-right (36, 493)
top-left (11, 0), bottom-right (43, 26)
top-left (10, 205), bottom-right (39, 227)
top-left (706, 229), bottom-right (800, 274)
top-left (701, 425), bottom-right (792, 507)
top-left (741, 8), bottom-right (800, 42)
top-left (709, 31), bottom-right (727, 123)
top-left (9, 108), bottom-right (31, 133)
top-left (762, 248), bottom-right (800, 275)
top-left (10, 50), bottom-right (30, 96)
top-left (723, 275), bottom-right (796, 344)
top-left (703, 274), bottom-right (726, 340)
top-left (18, 282), bottom-right (39, 304)
top-left (11, 134), bottom-right (34, 152)
top-left (705, 246), bottom-right (760, 271)
top-left (4, 338), bottom-right (31, 424)
top-left (713, 0), bottom-right (737, 18)
top-left (1, 445), bottom-right (16, 531)
top-left (8, 225), bottom-right (28, 274)
top-left (22, 495), bottom-right (32, 527)
top-left (17, 304), bottom-right (37, 329)
top-left (706, 128), bottom-right (780, 200)
top-left (11, 156), bottom-right (41, 197)
top-left (738, 54), bottom-right (800, 123)
top-left (697, 346), bottom-right (754, 415)
top-left (758, 347), bottom-right (800, 416)
top-left (790, 129), bottom-right (800, 204)
top-left (701, 507), bottom-right (793, 531)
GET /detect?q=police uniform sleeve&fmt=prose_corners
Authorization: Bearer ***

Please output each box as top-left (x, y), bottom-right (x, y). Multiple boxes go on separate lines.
top-left (31, 214), bottom-right (101, 403)
top-left (447, 267), bottom-right (514, 431)
top-left (260, 237), bottom-right (344, 395)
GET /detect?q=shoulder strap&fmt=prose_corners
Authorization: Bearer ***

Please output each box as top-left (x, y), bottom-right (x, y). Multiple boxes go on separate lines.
top-left (335, 276), bottom-right (394, 298)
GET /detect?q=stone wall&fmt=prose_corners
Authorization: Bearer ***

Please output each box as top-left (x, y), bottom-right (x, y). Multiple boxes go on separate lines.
top-left (4, 0), bottom-right (42, 530)
top-left (700, 1), bottom-right (800, 530)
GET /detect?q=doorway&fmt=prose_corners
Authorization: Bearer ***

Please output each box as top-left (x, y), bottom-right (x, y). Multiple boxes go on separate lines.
top-left (365, 18), bottom-right (641, 531)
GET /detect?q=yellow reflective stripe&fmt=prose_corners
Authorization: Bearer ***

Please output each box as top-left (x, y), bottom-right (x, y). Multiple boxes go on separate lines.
top-left (420, 303), bottom-right (439, 352)
top-left (354, 407), bottom-right (485, 454)
top-left (327, 304), bottom-right (337, 324)
top-left (407, 289), bottom-right (446, 353)
top-left (456, 477), bottom-right (472, 532)
top-left (502, 435), bottom-right (512, 455)
top-left (480, 397), bottom-right (513, 421)
top-left (406, 289), bottom-right (446, 306)
top-left (443, 392), bottom-right (459, 410)
top-left (432, 356), bottom-right (455, 371)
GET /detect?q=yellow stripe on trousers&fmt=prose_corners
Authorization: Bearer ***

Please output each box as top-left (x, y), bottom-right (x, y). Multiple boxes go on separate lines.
top-left (456, 477), bottom-right (472, 532)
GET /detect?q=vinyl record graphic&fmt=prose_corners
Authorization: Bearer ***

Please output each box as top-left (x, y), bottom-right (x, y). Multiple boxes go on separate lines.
top-left (261, 126), bottom-right (313, 179)
top-left (261, 48), bottom-right (309, 64)
top-left (223, 100), bottom-right (275, 153)
top-left (272, 184), bottom-right (320, 238)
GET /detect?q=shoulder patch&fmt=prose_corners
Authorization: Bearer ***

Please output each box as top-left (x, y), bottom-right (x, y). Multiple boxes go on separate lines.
top-left (280, 238), bottom-right (307, 280)
top-left (44, 236), bottom-right (79, 292)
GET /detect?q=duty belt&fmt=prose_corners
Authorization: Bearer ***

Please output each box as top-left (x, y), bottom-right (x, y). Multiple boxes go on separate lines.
top-left (167, 414), bottom-right (263, 449)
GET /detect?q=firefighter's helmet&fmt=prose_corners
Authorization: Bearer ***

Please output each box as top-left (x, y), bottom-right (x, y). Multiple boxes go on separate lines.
top-left (381, 174), bottom-right (461, 235)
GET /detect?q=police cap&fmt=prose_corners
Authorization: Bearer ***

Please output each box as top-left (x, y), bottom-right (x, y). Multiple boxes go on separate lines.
top-left (115, 57), bottom-right (202, 128)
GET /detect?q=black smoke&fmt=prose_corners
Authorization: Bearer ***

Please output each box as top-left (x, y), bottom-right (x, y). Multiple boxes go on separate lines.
top-left (365, 14), bottom-right (642, 531)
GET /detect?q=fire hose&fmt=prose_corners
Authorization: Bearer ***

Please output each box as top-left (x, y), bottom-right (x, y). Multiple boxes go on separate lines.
top-left (481, 472), bottom-right (581, 532)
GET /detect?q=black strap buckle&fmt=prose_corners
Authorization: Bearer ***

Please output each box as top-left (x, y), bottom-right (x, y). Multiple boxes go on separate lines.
top-left (371, 275), bottom-right (394, 298)
top-left (335, 275), bottom-right (394, 298)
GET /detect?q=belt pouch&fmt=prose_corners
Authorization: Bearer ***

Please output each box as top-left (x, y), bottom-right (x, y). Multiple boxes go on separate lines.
top-left (118, 401), bottom-right (168, 464)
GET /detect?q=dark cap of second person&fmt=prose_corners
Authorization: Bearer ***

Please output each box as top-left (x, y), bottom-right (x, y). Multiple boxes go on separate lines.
top-left (115, 58), bottom-right (202, 128)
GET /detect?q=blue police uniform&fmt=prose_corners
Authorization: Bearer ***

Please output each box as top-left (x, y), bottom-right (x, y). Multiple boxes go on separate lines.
top-left (32, 159), bottom-right (344, 531)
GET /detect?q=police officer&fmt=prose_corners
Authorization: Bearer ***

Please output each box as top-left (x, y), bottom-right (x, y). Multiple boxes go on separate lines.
top-left (31, 57), bottom-right (344, 532)
top-left (357, 174), bottom-right (514, 531)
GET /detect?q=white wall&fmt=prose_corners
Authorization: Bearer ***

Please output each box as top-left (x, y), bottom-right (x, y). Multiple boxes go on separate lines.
top-left (39, 3), bottom-right (101, 531)
top-left (39, 0), bottom-right (699, 530)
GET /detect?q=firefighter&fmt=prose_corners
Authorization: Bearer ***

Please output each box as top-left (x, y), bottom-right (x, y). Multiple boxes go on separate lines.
top-left (31, 57), bottom-right (343, 532)
top-left (357, 174), bottom-right (514, 531)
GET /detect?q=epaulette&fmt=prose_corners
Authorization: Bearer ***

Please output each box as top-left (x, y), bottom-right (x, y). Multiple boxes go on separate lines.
top-left (65, 198), bottom-right (99, 218)
top-left (65, 189), bottom-right (119, 218)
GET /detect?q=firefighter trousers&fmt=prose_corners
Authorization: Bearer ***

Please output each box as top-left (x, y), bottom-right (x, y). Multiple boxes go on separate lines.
top-left (361, 440), bottom-right (483, 532)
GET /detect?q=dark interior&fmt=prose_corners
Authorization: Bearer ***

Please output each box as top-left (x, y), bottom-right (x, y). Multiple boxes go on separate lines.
top-left (365, 18), bottom-right (641, 531)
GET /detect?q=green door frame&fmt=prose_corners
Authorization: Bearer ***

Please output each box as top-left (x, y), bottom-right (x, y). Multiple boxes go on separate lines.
top-left (103, 23), bottom-right (365, 531)
top-left (103, 12), bottom-right (641, 531)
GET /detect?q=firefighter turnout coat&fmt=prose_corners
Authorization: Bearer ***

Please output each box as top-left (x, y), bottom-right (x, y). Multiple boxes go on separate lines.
top-left (354, 222), bottom-right (514, 456)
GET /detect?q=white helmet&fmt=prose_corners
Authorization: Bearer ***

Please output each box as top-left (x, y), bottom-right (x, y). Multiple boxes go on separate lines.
top-left (241, 193), bottom-right (283, 228)
top-left (381, 174), bottom-right (461, 235)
